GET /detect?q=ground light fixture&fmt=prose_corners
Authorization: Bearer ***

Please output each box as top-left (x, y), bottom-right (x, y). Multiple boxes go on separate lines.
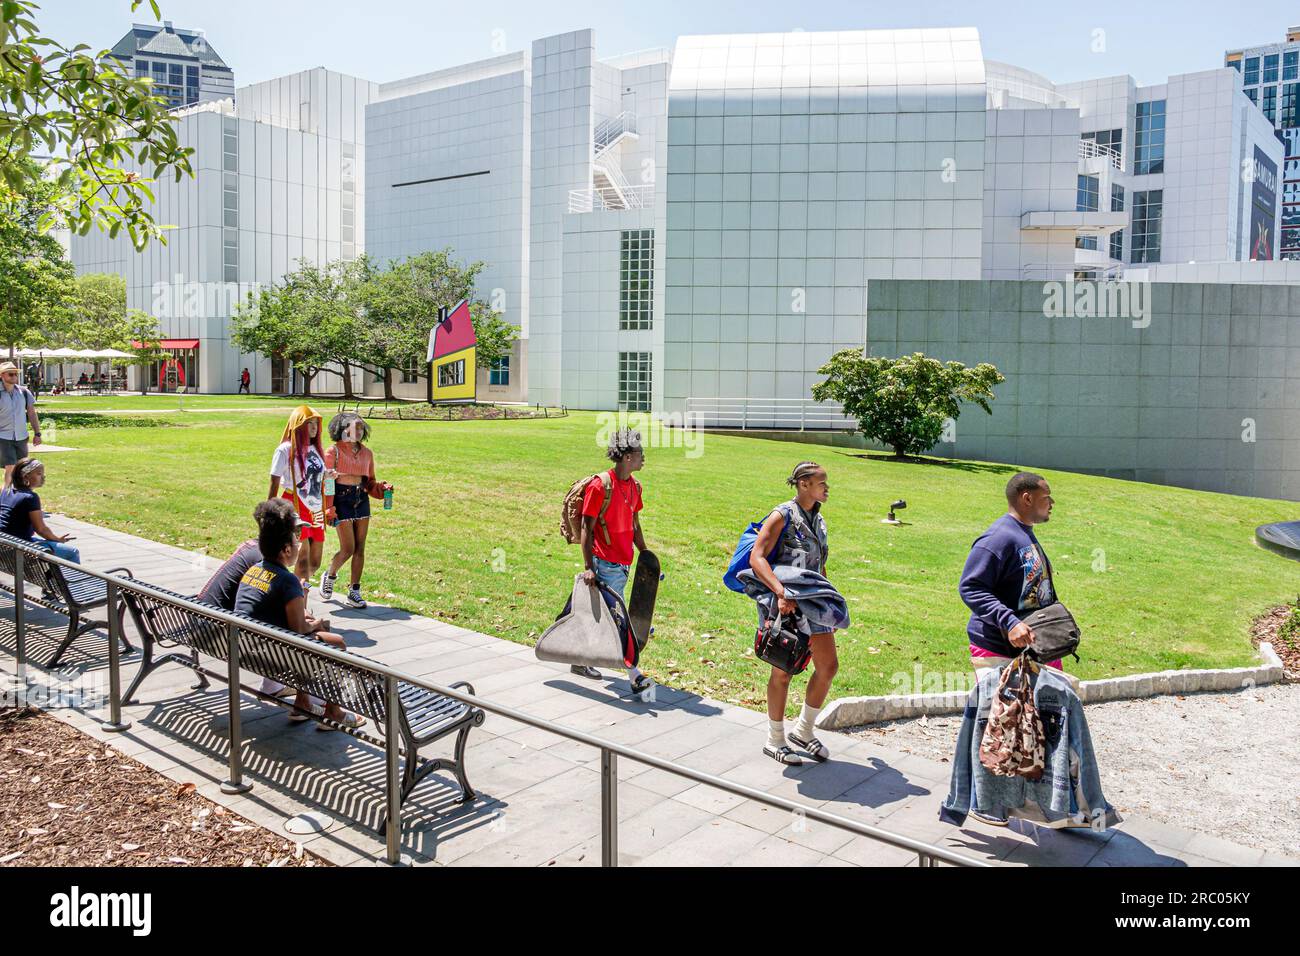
top-left (882, 499), bottom-right (907, 525)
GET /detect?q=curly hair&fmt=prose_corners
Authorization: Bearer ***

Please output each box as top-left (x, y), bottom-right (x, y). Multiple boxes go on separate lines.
top-left (328, 412), bottom-right (371, 444)
top-left (606, 428), bottom-right (643, 463)
top-left (253, 498), bottom-right (299, 559)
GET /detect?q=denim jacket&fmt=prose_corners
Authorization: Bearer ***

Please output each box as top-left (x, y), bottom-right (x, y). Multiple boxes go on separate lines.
top-left (939, 664), bottom-right (1121, 829)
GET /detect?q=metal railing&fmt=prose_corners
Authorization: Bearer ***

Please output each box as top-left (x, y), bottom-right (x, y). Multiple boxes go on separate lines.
top-left (685, 397), bottom-right (857, 431)
top-left (0, 535), bottom-right (987, 869)
top-left (568, 183), bottom-right (653, 213)
top-left (594, 111), bottom-right (637, 156)
top-left (1078, 138), bottom-right (1123, 171)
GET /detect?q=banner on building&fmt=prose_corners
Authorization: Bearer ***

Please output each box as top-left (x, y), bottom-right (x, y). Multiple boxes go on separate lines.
top-left (1250, 145), bottom-right (1278, 260)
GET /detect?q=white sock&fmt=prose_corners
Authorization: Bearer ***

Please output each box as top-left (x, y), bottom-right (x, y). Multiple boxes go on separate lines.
top-left (793, 703), bottom-right (822, 741)
top-left (627, 666), bottom-right (642, 682)
top-left (767, 719), bottom-right (787, 749)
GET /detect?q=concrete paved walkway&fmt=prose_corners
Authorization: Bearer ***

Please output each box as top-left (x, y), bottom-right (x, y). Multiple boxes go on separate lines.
top-left (2, 517), bottom-right (1294, 868)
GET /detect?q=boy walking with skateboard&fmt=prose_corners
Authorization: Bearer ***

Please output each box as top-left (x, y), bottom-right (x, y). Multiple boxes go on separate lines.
top-left (573, 428), bottom-right (654, 695)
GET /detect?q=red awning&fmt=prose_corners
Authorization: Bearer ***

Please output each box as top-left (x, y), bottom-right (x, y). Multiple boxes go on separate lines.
top-left (130, 339), bottom-right (199, 350)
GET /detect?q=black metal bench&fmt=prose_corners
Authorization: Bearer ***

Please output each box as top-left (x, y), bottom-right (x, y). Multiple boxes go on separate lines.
top-left (119, 581), bottom-right (486, 852)
top-left (0, 531), bottom-right (134, 667)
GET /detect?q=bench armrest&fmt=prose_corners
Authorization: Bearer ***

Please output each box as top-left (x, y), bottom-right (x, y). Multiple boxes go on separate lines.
top-left (446, 680), bottom-right (477, 698)
top-left (105, 567), bottom-right (135, 578)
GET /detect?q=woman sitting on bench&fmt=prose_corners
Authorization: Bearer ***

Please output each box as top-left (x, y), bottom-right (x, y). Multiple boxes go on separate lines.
top-left (0, 458), bottom-right (80, 564)
top-left (235, 498), bottom-right (365, 730)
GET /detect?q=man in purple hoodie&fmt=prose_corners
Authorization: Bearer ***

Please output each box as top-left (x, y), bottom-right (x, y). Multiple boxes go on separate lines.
top-left (958, 472), bottom-right (1078, 690)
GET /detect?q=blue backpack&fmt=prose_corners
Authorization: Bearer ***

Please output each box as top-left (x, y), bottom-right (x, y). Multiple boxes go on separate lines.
top-left (723, 511), bottom-right (789, 593)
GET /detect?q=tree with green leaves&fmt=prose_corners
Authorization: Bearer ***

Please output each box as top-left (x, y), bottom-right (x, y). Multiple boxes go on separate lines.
top-left (359, 249), bottom-right (516, 402)
top-left (120, 308), bottom-right (162, 393)
top-left (231, 258), bottom-right (362, 398)
top-left (1, 0), bottom-right (193, 248)
top-left (811, 350), bottom-right (1005, 459)
top-left (0, 157), bottom-right (75, 355)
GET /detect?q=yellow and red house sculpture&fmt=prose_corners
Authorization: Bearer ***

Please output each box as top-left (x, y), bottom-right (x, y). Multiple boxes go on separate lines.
top-left (426, 298), bottom-right (477, 403)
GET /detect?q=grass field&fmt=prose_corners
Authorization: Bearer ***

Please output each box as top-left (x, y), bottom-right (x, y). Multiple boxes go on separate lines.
top-left (34, 399), bottom-right (1298, 713)
top-left (34, 393), bottom-right (350, 414)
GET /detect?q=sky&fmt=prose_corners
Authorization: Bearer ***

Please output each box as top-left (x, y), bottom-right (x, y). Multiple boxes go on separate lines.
top-left (38, 0), bottom-right (1300, 89)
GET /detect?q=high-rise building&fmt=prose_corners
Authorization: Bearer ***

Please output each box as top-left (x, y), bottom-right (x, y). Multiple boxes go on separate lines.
top-left (109, 21), bottom-right (235, 109)
top-left (1225, 27), bottom-right (1300, 259)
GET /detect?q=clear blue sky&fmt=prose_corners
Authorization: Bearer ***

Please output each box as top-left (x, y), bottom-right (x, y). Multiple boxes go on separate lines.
top-left (41, 0), bottom-right (1300, 88)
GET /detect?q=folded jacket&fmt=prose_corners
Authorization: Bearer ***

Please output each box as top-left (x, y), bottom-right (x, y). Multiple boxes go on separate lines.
top-left (736, 565), bottom-right (851, 634)
top-left (940, 663), bottom-right (1120, 830)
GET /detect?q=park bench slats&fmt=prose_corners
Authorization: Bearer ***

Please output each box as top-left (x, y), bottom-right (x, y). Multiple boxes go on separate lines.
top-left (118, 580), bottom-right (485, 841)
top-left (0, 531), bottom-right (133, 666)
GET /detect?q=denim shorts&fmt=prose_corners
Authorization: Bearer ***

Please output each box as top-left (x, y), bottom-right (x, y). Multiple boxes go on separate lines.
top-left (333, 483), bottom-right (371, 523)
top-left (592, 556), bottom-right (629, 600)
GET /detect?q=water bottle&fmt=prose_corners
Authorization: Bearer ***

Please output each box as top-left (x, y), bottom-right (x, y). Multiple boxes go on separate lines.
top-left (324, 473), bottom-right (335, 496)
top-left (383, 487), bottom-right (394, 510)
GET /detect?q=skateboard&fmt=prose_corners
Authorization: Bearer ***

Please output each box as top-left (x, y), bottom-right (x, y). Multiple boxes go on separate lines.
top-left (627, 549), bottom-right (663, 650)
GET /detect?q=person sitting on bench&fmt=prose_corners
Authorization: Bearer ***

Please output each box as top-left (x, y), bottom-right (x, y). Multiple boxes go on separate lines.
top-left (0, 458), bottom-right (80, 564)
top-left (234, 498), bottom-right (364, 730)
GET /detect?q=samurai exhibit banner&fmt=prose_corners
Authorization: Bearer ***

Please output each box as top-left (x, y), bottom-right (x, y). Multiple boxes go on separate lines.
top-left (1250, 145), bottom-right (1277, 261)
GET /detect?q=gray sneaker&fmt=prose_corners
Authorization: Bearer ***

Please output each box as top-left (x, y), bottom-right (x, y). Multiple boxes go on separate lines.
top-left (319, 569), bottom-right (336, 600)
top-left (345, 586), bottom-right (366, 609)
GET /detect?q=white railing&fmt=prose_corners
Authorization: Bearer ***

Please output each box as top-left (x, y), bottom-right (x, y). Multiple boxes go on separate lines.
top-left (1078, 138), bottom-right (1123, 171)
top-left (594, 158), bottom-right (646, 209)
top-left (594, 111), bottom-right (637, 156)
top-left (568, 183), bottom-right (653, 213)
top-left (685, 397), bottom-right (856, 431)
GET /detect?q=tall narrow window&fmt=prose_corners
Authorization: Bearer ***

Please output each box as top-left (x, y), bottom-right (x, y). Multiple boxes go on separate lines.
top-left (489, 356), bottom-right (510, 386)
top-left (1134, 100), bottom-right (1166, 175)
top-left (1131, 189), bottom-right (1163, 263)
top-left (1264, 53), bottom-right (1280, 84)
top-left (1264, 84), bottom-right (1278, 123)
top-left (619, 229), bottom-right (654, 330)
top-left (1286, 50), bottom-right (1299, 82)
top-left (1076, 174), bottom-right (1100, 212)
top-left (618, 352), bottom-right (652, 412)
top-left (1245, 57), bottom-right (1260, 85)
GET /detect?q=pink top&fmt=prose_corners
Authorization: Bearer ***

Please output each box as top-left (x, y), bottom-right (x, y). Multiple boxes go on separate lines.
top-left (324, 443), bottom-right (374, 481)
top-left (969, 642), bottom-right (1063, 671)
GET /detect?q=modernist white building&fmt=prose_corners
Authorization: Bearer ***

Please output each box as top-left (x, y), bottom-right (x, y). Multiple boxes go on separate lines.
top-left (72, 68), bottom-right (375, 393)
top-left (70, 24), bottom-right (1288, 407)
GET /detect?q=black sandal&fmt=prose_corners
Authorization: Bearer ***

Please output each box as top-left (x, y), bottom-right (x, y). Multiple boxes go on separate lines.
top-left (787, 732), bottom-right (830, 762)
top-left (763, 744), bottom-right (803, 765)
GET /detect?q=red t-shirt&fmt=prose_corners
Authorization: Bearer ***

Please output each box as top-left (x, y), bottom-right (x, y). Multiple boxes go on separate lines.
top-left (581, 469), bottom-right (643, 566)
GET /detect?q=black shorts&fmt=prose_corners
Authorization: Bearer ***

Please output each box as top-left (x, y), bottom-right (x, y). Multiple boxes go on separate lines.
top-left (333, 483), bottom-right (371, 523)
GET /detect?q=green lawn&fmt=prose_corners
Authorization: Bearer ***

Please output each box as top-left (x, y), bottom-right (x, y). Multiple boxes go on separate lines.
top-left (36, 401), bottom-right (1298, 713)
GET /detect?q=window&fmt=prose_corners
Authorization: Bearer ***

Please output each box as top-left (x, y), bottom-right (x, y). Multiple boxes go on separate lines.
top-left (1285, 84), bottom-right (1300, 128)
top-left (1081, 128), bottom-right (1123, 154)
top-left (619, 229), bottom-right (654, 330)
top-left (1111, 183), bottom-right (1125, 212)
top-left (1134, 100), bottom-right (1166, 175)
top-left (618, 352), bottom-right (652, 412)
top-left (135, 59), bottom-right (149, 77)
top-left (1076, 174), bottom-right (1100, 212)
top-left (1246, 87), bottom-right (1259, 106)
top-left (1264, 54), bottom-right (1279, 84)
top-left (1228, 57), bottom-right (1242, 73)
top-left (402, 358), bottom-right (420, 385)
top-left (1264, 84), bottom-right (1278, 123)
top-left (1131, 189), bottom-right (1163, 263)
top-left (186, 65), bottom-right (199, 104)
top-left (169, 63), bottom-right (183, 87)
top-left (1245, 57), bottom-right (1260, 85)
top-left (1110, 228), bottom-right (1124, 261)
top-left (1286, 51), bottom-right (1299, 82)
top-left (1075, 235), bottom-right (1098, 250)
top-left (437, 359), bottom-right (465, 388)
top-left (489, 356), bottom-right (510, 386)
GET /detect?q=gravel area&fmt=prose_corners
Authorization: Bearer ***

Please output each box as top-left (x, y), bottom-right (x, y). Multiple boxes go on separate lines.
top-left (847, 682), bottom-right (1300, 858)
top-left (0, 707), bottom-right (327, 867)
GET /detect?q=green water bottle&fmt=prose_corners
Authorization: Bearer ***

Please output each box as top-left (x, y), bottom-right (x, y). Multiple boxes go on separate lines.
top-left (324, 473), bottom-right (335, 496)
top-left (383, 486), bottom-right (394, 510)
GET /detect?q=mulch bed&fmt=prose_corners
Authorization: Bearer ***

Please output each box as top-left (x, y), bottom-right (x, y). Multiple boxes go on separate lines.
top-left (0, 707), bottom-right (328, 867)
top-left (1252, 603), bottom-right (1300, 681)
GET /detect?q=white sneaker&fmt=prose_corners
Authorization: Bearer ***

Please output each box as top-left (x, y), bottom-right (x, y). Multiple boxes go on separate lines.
top-left (345, 586), bottom-right (366, 609)
top-left (320, 569), bottom-right (336, 600)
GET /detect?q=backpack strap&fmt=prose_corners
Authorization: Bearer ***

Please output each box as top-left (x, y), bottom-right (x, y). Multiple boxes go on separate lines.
top-left (595, 473), bottom-right (613, 545)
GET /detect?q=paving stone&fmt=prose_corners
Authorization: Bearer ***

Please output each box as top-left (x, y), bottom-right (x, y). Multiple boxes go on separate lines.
top-left (729, 834), bottom-right (829, 867)
top-left (638, 817), bottom-right (769, 867)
